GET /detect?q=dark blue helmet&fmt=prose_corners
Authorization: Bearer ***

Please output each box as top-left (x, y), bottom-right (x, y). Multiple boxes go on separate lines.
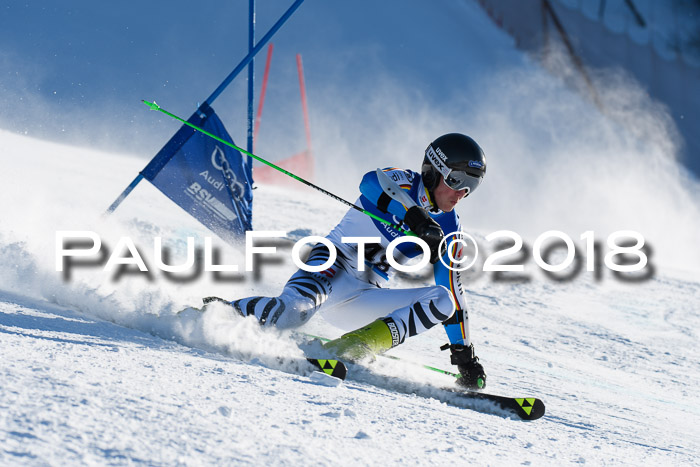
top-left (422, 133), bottom-right (486, 195)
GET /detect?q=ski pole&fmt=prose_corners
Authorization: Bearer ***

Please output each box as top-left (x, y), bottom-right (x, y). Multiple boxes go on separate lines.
top-left (142, 100), bottom-right (415, 236)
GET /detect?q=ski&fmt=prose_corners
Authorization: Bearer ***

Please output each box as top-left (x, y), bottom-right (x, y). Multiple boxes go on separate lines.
top-left (301, 331), bottom-right (545, 419)
top-left (348, 372), bottom-right (546, 420)
top-left (306, 358), bottom-right (348, 380)
top-left (441, 387), bottom-right (546, 420)
top-left (347, 368), bottom-right (546, 420)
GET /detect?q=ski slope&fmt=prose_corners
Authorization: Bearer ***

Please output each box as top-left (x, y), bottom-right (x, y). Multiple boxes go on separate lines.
top-left (2, 0), bottom-right (700, 465)
top-left (1, 127), bottom-right (699, 465)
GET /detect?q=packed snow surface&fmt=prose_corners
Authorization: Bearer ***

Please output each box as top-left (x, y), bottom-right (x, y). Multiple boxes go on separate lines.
top-left (1, 128), bottom-right (699, 465)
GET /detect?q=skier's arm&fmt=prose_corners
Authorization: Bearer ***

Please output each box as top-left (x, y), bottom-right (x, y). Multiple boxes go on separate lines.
top-left (359, 169), bottom-right (413, 219)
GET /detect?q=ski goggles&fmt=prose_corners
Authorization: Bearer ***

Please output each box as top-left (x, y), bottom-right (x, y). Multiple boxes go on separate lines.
top-left (444, 170), bottom-right (482, 194)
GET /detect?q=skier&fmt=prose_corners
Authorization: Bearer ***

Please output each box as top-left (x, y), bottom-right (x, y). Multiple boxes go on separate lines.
top-left (212, 133), bottom-right (487, 389)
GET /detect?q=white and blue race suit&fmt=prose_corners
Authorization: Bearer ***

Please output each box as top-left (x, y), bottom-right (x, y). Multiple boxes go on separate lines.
top-left (231, 168), bottom-right (473, 348)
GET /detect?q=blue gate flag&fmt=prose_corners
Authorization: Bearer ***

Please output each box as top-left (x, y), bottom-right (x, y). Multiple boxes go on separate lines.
top-left (141, 103), bottom-right (253, 242)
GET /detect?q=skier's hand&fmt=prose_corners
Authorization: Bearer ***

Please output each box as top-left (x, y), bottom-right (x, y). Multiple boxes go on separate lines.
top-left (403, 206), bottom-right (445, 264)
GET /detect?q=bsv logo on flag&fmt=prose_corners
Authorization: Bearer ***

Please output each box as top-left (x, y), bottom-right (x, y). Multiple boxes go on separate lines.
top-left (211, 146), bottom-right (246, 200)
top-left (186, 182), bottom-right (238, 222)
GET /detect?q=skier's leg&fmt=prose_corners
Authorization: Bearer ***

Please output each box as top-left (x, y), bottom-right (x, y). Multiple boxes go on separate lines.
top-left (229, 244), bottom-right (369, 329)
top-left (336, 285), bottom-right (485, 388)
top-left (363, 285), bottom-right (455, 344)
top-left (232, 269), bottom-right (332, 328)
top-left (323, 285), bottom-right (455, 360)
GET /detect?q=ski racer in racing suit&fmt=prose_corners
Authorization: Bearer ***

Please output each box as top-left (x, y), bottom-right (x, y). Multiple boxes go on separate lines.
top-left (221, 133), bottom-right (487, 389)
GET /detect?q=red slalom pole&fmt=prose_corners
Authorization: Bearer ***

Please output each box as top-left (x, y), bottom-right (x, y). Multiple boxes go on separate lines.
top-left (254, 43), bottom-right (274, 153)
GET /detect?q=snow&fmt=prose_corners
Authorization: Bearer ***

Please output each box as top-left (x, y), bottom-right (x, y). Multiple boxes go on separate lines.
top-left (2, 1), bottom-right (700, 465)
top-left (3, 277), bottom-right (698, 465)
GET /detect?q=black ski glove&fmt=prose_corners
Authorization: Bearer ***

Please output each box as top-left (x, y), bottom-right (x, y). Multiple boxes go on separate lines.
top-left (403, 206), bottom-right (445, 264)
top-left (441, 343), bottom-right (486, 389)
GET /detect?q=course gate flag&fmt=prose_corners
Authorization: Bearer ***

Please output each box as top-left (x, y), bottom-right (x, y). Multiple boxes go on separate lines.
top-left (140, 103), bottom-right (253, 240)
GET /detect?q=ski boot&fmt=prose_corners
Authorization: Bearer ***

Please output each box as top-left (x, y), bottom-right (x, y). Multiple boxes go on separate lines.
top-left (323, 318), bottom-right (398, 362)
top-left (442, 343), bottom-right (486, 389)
